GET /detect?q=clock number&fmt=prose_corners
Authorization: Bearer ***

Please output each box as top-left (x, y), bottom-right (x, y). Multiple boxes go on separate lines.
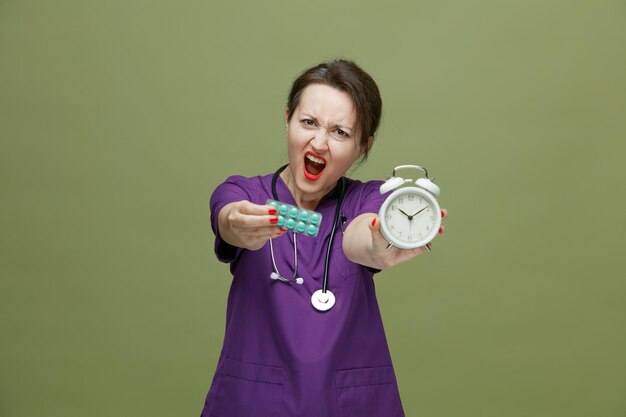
top-left (408, 235), bottom-right (413, 241)
top-left (408, 195), bottom-right (415, 202)
top-left (398, 197), bottom-right (404, 204)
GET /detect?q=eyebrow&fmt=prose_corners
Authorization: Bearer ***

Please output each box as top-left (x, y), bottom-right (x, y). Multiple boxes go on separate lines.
top-left (301, 113), bottom-right (354, 132)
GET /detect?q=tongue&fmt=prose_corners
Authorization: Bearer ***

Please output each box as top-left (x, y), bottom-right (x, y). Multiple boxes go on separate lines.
top-left (305, 157), bottom-right (324, 176)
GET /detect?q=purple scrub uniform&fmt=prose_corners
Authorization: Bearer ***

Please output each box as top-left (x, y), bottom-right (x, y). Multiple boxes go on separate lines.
top-left (201, 173), bottom-right (405, 417)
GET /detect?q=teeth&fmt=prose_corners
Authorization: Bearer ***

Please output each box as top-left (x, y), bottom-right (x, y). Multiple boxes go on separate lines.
top-left (306, 154), bottom-right (325, 165)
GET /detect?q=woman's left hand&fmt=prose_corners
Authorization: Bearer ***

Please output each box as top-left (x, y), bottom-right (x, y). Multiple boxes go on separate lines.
top-left (367, 208), bottom-right (447, 270)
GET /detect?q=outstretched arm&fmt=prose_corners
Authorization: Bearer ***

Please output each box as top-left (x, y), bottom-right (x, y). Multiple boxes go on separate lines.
top-left (342, 209), bottom-right (447, 270)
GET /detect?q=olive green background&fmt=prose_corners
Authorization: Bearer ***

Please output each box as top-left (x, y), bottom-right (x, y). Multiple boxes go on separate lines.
top-left (1, 0), bottom-right (625, 416)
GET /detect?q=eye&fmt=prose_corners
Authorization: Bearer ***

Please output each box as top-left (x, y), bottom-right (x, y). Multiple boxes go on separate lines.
top-left (331, 128), bottom-right (351, 141)
top-left (301, 119), bottom-right (315, 127)
top-left (336, 129), bottom-right (349, 137)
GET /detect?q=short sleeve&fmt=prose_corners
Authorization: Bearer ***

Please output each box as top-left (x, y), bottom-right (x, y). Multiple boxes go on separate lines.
top-left (353, 180), bottom-right (388, 218)
top-left (209, 176), bottom-right (252, 263)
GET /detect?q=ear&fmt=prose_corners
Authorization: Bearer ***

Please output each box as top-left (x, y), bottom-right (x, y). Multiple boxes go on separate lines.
top-left (284, 109), bottom-right (290, 127)
top-left (362, 136), bottom-right (374, 154)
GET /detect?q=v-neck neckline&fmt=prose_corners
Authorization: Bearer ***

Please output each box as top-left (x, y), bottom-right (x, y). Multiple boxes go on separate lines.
top-left (274, 171), bottom-right (343, 212)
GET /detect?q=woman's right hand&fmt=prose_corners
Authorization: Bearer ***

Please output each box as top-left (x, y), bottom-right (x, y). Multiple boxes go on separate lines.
top-left (217, 200), bottom-right (287, 251)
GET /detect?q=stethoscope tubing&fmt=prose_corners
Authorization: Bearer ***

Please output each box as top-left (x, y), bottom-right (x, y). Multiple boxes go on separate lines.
top-left (322, 177), bottom-right (344, 293)
top-left (271, 164), bottom-right (345, 295)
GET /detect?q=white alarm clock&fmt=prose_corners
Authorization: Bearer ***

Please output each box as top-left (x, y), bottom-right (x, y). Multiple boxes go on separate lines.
top-left (378, 165), bottom-right (442, 250)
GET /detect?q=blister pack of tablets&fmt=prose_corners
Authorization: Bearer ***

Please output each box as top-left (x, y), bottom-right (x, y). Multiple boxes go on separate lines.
top-left (266, 199), bottom-right (323, 237)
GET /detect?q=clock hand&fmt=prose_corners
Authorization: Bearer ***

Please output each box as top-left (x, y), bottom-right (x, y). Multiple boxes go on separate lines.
top-left (410, 206), bottom-right (429, 217)
top-left (398, 208), bottom-right (412, 220)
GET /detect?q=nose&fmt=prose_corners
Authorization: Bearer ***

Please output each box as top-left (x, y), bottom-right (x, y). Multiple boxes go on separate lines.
top-left (310, 129), bottom-right (329, 152)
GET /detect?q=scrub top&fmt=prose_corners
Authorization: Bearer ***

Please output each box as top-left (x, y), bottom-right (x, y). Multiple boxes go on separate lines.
top-left (200, 172), bottom-right (405, 417)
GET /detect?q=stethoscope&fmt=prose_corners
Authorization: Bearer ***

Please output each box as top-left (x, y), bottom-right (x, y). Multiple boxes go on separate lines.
top-left (268, 164), bottom-right (345, 312)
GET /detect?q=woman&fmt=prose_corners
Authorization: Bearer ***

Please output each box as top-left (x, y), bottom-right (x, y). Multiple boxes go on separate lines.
top-left (201, 59), bottom-right (447, 417)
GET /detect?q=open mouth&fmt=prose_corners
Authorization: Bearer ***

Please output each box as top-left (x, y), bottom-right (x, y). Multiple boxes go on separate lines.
top-left (303, 151), bottom-right (326, 180)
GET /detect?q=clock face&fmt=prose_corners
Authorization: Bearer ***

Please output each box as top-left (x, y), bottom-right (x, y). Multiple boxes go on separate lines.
top-left (380, 187), bottom-right (441, 249)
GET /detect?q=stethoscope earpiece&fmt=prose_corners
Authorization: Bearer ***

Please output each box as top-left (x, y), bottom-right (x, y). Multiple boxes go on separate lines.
top-left (269, 270), bottom-right (304, 285)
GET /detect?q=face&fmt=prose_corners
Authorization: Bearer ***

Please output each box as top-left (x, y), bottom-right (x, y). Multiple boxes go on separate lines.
top-left (284, 83), bottom-right (365, 205)
top-left (381, 189), bottom-right (439, 248)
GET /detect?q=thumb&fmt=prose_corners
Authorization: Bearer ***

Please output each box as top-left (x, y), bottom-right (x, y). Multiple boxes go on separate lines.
top-left (369, 216), bottom-right (391, 254)
top-left (369, 216), bottom-right (380, 231)
top-left (369, 216), bottom-right (384, 241)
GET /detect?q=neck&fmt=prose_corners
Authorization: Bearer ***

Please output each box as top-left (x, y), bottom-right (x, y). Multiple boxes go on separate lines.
top-left (279, 167), bottom-right (334, 211)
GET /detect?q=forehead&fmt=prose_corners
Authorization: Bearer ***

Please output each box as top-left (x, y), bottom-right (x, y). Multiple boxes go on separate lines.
top-left (296, 84), bottom-right (356, 126)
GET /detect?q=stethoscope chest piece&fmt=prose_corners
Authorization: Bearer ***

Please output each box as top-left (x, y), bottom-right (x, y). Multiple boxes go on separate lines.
top-left (311, 289), bottom-right (335, 312)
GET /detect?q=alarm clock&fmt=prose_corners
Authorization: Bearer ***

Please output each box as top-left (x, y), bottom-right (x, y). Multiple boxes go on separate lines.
top-left (378, 165), bottom-right (442, 250)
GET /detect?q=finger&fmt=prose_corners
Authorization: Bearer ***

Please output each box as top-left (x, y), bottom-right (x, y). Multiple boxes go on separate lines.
top-left (237, 200), bottom-right (278, 216)
top-left (264, 227), bottom-right (288, 239)
top-left (438, 225), bottom-right (445, 235)
top-left (232, 211), bottom-right (283, 229)
top-left (441, 208), bottom-right (448, 220)
top-left (404, 244), bottom-right (430, 257)
top-left (400, 243), bottom-right (430, 256)
top-left (241, 225), bottom-right (287, 239)
top-left (273, 228), bottom-right (288, 238)
top-left (413, 243), bottom-right (431, 255)
top-left (391, 245), bottom-right (427, 264)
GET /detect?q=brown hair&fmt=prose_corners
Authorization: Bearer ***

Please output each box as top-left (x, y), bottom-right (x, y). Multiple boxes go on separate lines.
top-left (286, 59), bottom-right (382, 162)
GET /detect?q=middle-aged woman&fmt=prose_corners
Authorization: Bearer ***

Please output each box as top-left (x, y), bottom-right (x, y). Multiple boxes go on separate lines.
top-left (201, 59), bottom-right (447, 417)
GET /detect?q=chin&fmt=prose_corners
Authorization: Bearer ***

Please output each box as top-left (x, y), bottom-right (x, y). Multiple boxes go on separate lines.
top-left (294, 174), bottom-right (322, 194)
